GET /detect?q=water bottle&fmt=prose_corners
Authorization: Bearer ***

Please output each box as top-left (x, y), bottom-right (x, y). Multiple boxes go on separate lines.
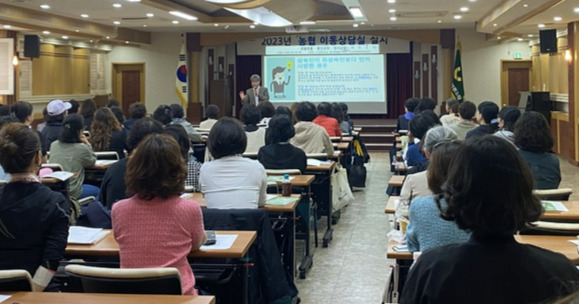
top-left (281, 174), bottom-right (292, 196)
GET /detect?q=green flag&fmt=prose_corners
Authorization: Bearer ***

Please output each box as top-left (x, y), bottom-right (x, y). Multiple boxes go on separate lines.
top-left (451, 42), bottom-right (465, 102)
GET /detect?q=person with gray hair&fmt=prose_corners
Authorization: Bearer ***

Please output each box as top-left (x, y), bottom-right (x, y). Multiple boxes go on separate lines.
top-left (398, 126), bottom-right (458, 210)
top-left (239, 74), bottom-right (269, 106)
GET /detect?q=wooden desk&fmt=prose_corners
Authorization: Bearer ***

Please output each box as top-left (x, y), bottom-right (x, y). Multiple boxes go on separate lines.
top-left (3, 292), bottom-right (215, 304)
top-left (387, 175), bottom-right (405, 187)
top-left (386, 235), bottom-right (579, 264)
top-left (66, 230), bottom-right (256, 259)
top-left (184, 192), bottom-right (300, 213)
top-left (305, 161), bottom-right (336, 248)
top-left (336, 142), bottom-right (350, 150)
top-left (541, 201), bottom-right (579, 221)
top-left (306, 161), bottom-right (336, 172)
top-left (353, 127), bottom-right (362, 132)
top-left (341, 136), bottom-right (353, 142)
top-left (385, 196), bottom-right (399, 214)
top-left (91, 160), bottom-right (118, 170)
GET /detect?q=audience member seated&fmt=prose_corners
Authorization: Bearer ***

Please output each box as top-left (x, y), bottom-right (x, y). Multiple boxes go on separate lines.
top-left (49, 114), bottom-right (97, 206)
top-left (11, 101), bottom-right (48, 161)
top-left (90, 107), bottom-right (127, 159)
top-left (79, 99), bottom-right (97, 131)
top-left (153, 105), bottom-right (173, 126)
top-left (399, 126), bottom-right (458, 206)
top-left (240, 104), bottom-right (266, 154)
top-left (123, 102), bottom-right (147, 133)
top-left (448, 101), bottom-right (477, 140)
top-left (170, 104), bottom-right (202, 142)
top-left (0, 123), bottom-right (69, 291)
top-left (395, 98), bottom-right (419, 132)
top-left (405, 111), bottom-right (439, 168)
top-left (466, 101), bottom-right (499, 139)
top-left (401, 136), bottom-right (579, 303)
top-left (274, 105), bottom-right (292, 117)
top-left (290, 102), bottom-right (334, 156)
top-left (258, 114), bottom-right (307, 173)
top-left (439, 98), bottom-right (460, 127)
top-left (100, 118), bottom-right (163, 210)
top-left (200, 118), bottom-right (267, 209)
top-left (494, 106), bottom-right (520, 146)
top-left (313, 102), bottom-right (342, 137)
top-left (406, 140), bottom-right (469, 252)
top-left (110, 106), bottom-right (125, 126)
top-left (514, 111), bottom-right (561, 189)
top-left (68, 99), bottom-right (80, 114)
top-left (199, 104), bottom-right (219, 130)
top-left (41, 99), bottom-right (71, 152)
top-left (415, 97), bottom-right (437, 113)
top-left (339, 102), bottom-right (354, 132)
top-left (258, 101), bottom-right (275, 126)
top-left (107, 99), bottom-right (120, 108)
top-left (164, 124), bottom-right (202, 192)
top-left (331, 102), bottom-right (349, 135)
top-left (112, 134), bottom-right (206, 295)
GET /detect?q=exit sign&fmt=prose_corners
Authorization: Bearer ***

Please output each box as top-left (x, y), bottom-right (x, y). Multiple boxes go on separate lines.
top-left (514, 52), bottom-right (522, 59)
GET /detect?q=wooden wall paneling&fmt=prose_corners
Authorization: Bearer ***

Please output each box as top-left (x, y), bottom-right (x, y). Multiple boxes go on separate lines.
top-left (72, 48), bottom-right (90, 94)
top-left (422, 54), bottom-right (429, 97)
top-left (441, 48), bottom-right (453, 100)
top-left (530, 45), bottom-right (541, 90)
top-left (413, 61), bottom-right (420, 97)
top-left (187, 51), bottom-right (202, 123)
top-left (33, 44), bottom-right (54, 95)
top-left (540, 53), bottom-right (549, 90)
top-left (550, 118), bottom-right (560, 154)
top-left (559, 120), bottom-right (573, 160)
top-left (430, 45), bottom-right (438, 102)
top-left (54, 45), bottom-right (73, 95)
top-left (570, 22), bottom-right (578, 163)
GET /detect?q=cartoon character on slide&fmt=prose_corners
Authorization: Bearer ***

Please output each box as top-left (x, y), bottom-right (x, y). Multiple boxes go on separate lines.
top-left (270, 66), bottom-right (291, 98)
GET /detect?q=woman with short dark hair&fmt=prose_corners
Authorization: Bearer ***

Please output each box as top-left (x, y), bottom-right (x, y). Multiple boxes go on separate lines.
top-left (153, 105), bottom-right (173, 126)
top-left (0, 123), bottom-right (69, 289)
top-left (11, 100), bottom-right (48, 160)
top-left (79, 99), bottom-right (97, 130)
top-left (401, 136), bottom-right (579, 304)
top-left (494, 106), bottom-right (521, 145)
top-left (514, 111), bottom-right (560, 189)
top-left (240, 104), bottom-right (266, 154)
top-left (90, 107), bottom-right (126, 158)
top-left (258, 114), bottom-right (307, 173)
top-left (164, 124), bottom-right (202, 192)
top-left (200, 117), bottom-right (267, 209)
top-left (199, 104), bottom-right (219, 130)
top-left (113, 134), bottom-right (206, 295)
top-left (123, 102), bottom-right (147, 132)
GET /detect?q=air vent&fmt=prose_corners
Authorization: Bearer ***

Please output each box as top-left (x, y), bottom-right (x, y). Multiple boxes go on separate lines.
top-left (396, 11), bottom-right (448, 18)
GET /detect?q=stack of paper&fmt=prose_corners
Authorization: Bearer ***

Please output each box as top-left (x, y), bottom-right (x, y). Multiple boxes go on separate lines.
top-left (43, 171), bottom-right (74, 181)
top-left (200, 234), bottom-right (237, 250)
top-left (68, 226), bottom-right (110, 244)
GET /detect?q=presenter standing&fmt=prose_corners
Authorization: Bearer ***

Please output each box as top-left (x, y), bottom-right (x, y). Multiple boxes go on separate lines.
top-left (240, 74), bottom-right (269, 106)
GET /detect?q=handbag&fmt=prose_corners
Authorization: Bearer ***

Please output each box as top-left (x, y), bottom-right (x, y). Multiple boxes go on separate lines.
top-left (331, 163), bottom-right (355, 212)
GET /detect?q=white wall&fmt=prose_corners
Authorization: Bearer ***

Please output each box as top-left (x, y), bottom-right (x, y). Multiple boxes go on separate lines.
top-left (106, 32), bottom-right (183, 112)
top-left (457, 28), bottom-right (531, 106)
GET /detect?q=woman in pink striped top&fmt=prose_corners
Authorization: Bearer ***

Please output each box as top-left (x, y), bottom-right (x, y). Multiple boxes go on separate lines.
top-left (112, 134), bottom-right (206, 295)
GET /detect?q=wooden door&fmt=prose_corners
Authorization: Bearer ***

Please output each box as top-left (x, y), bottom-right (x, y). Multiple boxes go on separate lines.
top-left (112, 63), bottom-right (145, 116)
top-left (507, 68), bottom-right (530, 106)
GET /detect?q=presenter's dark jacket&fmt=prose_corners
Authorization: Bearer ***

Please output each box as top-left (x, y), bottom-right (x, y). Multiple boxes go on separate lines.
top-left (257, 143), bottom-right (307, 173)
top-left (242, 86), bottom-right (269, 106)
top-left (400, 234), bottom-right (579, 304)
top-left (0, 182), bottom-right (69, 275)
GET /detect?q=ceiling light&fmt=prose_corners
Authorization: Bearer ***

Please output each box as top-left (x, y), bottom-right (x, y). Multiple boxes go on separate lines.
top-left (437, 20), bottom-right (442, 23)
top-left (142, 24), bottom-right (147, 27)
top-left (349, 7), bottom-right (364, 18)
top-left (172, 20), bottom-right (179, 24)
top-left (249, 24), bottom-right (256, 29)
top-left (113, 21), bottom-right (121, 25)
top-left (387, 0), bottom-right (395, 3)
top-left (127, 0), bottom-right (141, 2)
top-left (390, 16), bottom-right (397, 21)
top-left (125, 41), bottom-right (129, 44)
top-left (469, 0), bottom-right (476, 2)
top-left (388, 9), bottom-right (396, 13)
top-left (40, 4), bottom-right (50, 9)
top-left (106, 36), bottom-right (110, 39)
top-left (42, 30), bottom-right (50, 34)
top-left (75, 30), bottom-right (79, 32)
top-left (361, 22), bottom-right (365, 25)
top-left (113, 3), bottom-right (122, 8)
top-left (575, 7), bottom-right (579, 13)
top-left (497, 36), bottom-right (501, 40)
top-left (146, 13), bottom-right (154, 18)
top-left (554, 16), bottom-right (562, 22)
top-left (169, 11), bottom-right (198, 21)
top-left (81, 14), bottom-right (89, 18)
top-left (3, 25), bottom-right (11, 29)
top-left (523, 4), bottom-right (528, 8)
top-left (493, 23), bottom-right (497, 27)
top-left (62, 36), bottom-right (69, 39)
top-left (299, 21), bottom-right (316, 25)
top-left (517, 38), bottom-right (523, 41)
top-left (538, 24), bottom-right (545, 28)
top-left (460, 7), bottom-right (469, 12)
top-left (90, 40), bottom-right (93, 43)
top-left (527, 34), bottom-right (533, 37)
top-left (353, 23), bottom-right (359, 28)
top-left (214, 23), bottom-right (219, 27)
top-left (453, 15), bottom-right (462, 20)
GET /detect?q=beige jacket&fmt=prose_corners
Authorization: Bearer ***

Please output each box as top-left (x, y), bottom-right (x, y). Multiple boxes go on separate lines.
top-left (290, 121), bottom-right (334, 156)
top-left (448, 120), bottom-right (478, 140)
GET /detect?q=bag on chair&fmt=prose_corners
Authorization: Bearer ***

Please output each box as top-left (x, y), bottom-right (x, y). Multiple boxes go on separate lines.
top-left (331, 164), bottom-right (355, 212)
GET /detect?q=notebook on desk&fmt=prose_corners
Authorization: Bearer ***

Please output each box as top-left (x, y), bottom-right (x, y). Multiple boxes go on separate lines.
top-left (43, 171), bottom-right (74, 181)
top-left (67, 226), bottom-right (110, 245)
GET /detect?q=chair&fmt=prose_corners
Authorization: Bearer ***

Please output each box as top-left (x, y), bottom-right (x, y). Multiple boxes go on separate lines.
top-left (0, 269), bottom-right (33, 292)
top-left (520, 221), bottom-right (579, 236)
top-left (95, 151), bottom-right (119, 160)
top-left (242, 152), bottom-right (258, 159)
top-left (534, 188), bottom-right (573, 201)
top-left (265, 169), bottom-right (302, 176)
top-left (64, 265), bottom-right (182, 294)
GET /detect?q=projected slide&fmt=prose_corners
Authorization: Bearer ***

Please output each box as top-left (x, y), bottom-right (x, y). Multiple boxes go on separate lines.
top-left (264, 54), bottom-right (385, 103)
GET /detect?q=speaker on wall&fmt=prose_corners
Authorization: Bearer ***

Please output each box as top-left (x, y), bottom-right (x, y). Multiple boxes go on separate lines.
top-left (539, 29), bottom-right (557, 53)
top-left (24, 35), bottom-right (40, 58)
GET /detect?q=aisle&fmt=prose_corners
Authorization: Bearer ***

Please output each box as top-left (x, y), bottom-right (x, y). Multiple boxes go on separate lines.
top-left (296, 152), bottom-right (393, 303)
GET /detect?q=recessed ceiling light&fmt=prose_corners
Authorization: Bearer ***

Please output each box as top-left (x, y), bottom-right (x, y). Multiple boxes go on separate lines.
top-left (169, 11), bottom-right (197, 21)
top-left (113, 3), bottom-right (122, 8)
top-left (299, 21), bottom-right (316, 25)
top-left (142, 24), bottom-right (147, 27)
top-left (517, 38), bottom-right (523, 41)
top-left (80, 14), bottom-right (89, 18)
top-left (538, 24), bottom-right (545, 28)
top-left (460, 7), bottom-right (469, 12)
top-left (40, 4), bottom-right (50, 9)
top-left (523, 4), bottom-right (528, 8)
top-left (89, 40), bottom-right (93, 43)
top-left (127, 0), bottom-right (141, 2)
top-left (62, 36), bottom-right (69, 40)
top-left (253, 21), bottom-right (259, 25)
top-left (387, 0), bottom-right (395, 3)
top-left (249, 24), bottom-right (256, 29)
top-left (469, 0), bottom-right (476, 2)
top-left (3, 25), bottom-right (11, 29)
top-left (554, 16), bottom-right (562, 21)
top-left (349, 7), bottom-right (364, 18)
top-left (214, 23), bottom-right (219, 27)
top-left (437, 20), bottom-right (442, 23)
top-left (146, 13), bottom-right (154, 18)
top-left (390, 16), bottom-right (397, 21)
top-left (574, 7), bottom-right (579, 13)
top-left (497, 36), bottom-right (501, 40)
top-left (125, 41), bottom-right (129, 44)
top-left (388, 9), bottom-right (396, 13)
top-left (106, 36), bottom-right (110, 39)
top-left (75, 30), bottom-right (79, 32)
top-left (527, 34), bottom-right (533, 37)
top-left (113, 21), bottom-right (121, 25)
top-left (172, 20), bottom-right (179, 24)
top-left (493, 23), bottom-right (497, 27)
top-left (361, 22), bottom-right (365, 25)
top-left (353, 23), bottom-right (359, 28)
top-left (453, 15), bottom-right (462, 20)
top-left (42, 30), bottom-right (50, 34)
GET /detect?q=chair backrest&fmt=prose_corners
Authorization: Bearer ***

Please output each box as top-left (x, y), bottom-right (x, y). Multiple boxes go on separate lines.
top-left (306, 153), bottom-right (328, 160)
top-left (242, 152), bottom-right (258, 159)
top-left (42, 163), bottom-right (64, 172)
top-left (265, 169), bottom-right (301, 176)
top-left (64, 265), bottom-right (182, 295)
top-left (0, 270), bottom-right (33, 292)
top-left (534, 188), bottom-right (573, 201)
top-left (95, 152), bottom-right (120, 160)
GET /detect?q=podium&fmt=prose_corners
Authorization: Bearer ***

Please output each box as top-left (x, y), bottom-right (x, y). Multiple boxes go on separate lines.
top-left (525, 91), bottom-right (552, 123)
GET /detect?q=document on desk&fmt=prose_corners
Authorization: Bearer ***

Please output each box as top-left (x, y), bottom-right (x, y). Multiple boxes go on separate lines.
top-left (43, 171), bottom-right (74, 181)
top-left (0, 295), bottom-right (11, 303)
top-left (68, 226), bottom-right (110, 244)
top-left (307, 159), bottom-right (332, 166)
top-left (568, 240), bottom-right (579, 246)
top-left (267, 196), bottom-right (299, 206)
top-left (200, 234), bottom-right (237, 250)
top-left (95, 160), bottom-right (117, 166)
top-left (266, 176), bottom-right (295, 183)
top-left (542, 201), bottom-right (568, 212)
